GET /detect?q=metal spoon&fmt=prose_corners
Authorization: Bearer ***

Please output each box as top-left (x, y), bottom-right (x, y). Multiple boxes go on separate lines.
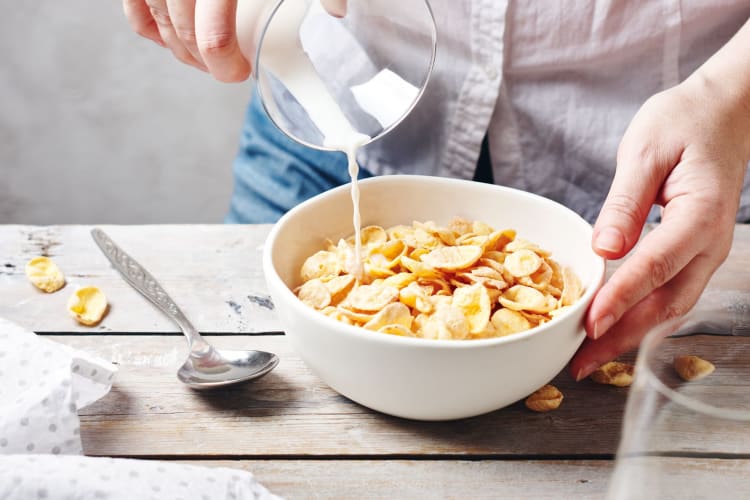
top-left (91, 228), bottom-right (279, 389)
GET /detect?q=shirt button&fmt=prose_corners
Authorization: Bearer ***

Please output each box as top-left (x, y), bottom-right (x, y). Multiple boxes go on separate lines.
top-left (484, 65), bottom-right (498, 80)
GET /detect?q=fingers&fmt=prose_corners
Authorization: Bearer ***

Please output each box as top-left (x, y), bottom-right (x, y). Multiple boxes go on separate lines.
top-left (587, 108), bottom-right (690, 340)
top-left (592, 125), bottom-right (682, 260)
top-left (571, 253), bottom-right (716, 381)
top-left (586, 207), bottom-right (708, 338)
top-left (195, 0), bottom-right (251, 82)
top-left (146, 0), bottom-right (206, 71)
top-left (125, 0), bottom-right (253, 81)
top-left (166, 0), bottom-right (205, 66)
top-left (321, 0), bottom-right (348, 17)
top-left (123, 0), bottom-right (164, 46)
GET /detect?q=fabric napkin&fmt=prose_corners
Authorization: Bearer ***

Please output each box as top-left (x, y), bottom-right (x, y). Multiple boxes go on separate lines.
top-left (0, 455), bottom-right (279, 500)
top-left (0, 318), bottom-right (280, 499)
top-left (0, 317), bottom-right (115, 455)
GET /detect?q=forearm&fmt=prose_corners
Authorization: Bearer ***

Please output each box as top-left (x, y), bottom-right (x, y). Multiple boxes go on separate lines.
top-left (686, 18), bottom-right (750, 160)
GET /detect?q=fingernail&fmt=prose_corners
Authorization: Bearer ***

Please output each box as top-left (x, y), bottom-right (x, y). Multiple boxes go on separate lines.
top-left (595, 227), bottom-right (624, 254)
top-left (593, 314), bottom-right (615, 339)
top-left (575, 362), bottom-right (599, 381)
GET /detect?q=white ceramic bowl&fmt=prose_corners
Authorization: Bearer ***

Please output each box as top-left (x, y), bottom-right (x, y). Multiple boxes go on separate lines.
top-left (263, 175), bottom-right (605, 420)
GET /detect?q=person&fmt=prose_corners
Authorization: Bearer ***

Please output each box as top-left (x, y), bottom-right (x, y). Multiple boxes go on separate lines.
top-left (122, 0), bottom-right (750, 381)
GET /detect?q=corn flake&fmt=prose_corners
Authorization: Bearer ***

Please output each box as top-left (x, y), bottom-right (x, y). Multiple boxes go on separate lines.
top-left (491, 308), bottom-right (532, 336)
top-left (67, 286), bottom-right (108, 326)
top-left (421, 245), bottom-right (483, 271)
top-left (560, 266), bottom-right (583, 306)
top-left (364, 302), bottom-right (413, 331)
top-left (322, 274), bottom-right (355, 305)
top-left (505, 249), bottom-right (543, 277)
top-left (452, 283), bottom-right (491, 334)
top-left (300, 250), bottom-right (340, 282)
top-left (25, 256), bottom-right (66, 293)
top-left (378, 324), bottom-right (415, 337)
top-left (382, 272), bottom-right (417, 290)
top-left (347, 284), bottom-right (399, 312)
top-left (297, 278), bottom-right (332, 309)
top-left (295, 218), bottom-right (583, 340)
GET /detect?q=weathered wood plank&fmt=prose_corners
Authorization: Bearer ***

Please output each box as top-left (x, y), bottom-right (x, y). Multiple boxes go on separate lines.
top-left (178, 458), bottom-right (750, 500)
top-left (194, 459), bottom-right (615, 499)
top-left (64, 334), bottom-right (628, 456)
top-left (3, 225), bottom-right (749, 334)
top-left (47, 334), bottom-right (746, 457)
top-left (0, 225), bottom-right (277, 333)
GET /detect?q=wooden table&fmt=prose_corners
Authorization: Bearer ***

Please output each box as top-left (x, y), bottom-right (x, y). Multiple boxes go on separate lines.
top-left (2, 224), bottom-right (749, 498)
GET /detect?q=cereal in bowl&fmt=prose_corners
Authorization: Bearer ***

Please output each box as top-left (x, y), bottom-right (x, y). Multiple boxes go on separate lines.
top-left (295, 217), bottom-right (583, 340)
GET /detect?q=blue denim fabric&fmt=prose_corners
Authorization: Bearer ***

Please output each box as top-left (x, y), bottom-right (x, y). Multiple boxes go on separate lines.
top-left (225, 91), bottom-right (374, 224)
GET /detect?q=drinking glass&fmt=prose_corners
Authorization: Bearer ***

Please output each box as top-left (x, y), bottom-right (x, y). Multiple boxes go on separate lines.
top-left (607, 290), bottom-right (750, 499)
top-left (253, 0), bottom-right (437, 150)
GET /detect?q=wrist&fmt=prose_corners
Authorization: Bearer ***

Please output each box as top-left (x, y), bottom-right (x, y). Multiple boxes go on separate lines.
top-left (681, 66), bottom-right (750, 164)
top-left (683, 21), bottom-right (750, 163)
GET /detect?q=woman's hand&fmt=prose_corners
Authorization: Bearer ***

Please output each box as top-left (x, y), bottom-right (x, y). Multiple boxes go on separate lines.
top-left (123, 0), bottom-right (346, 82)
top-left (570, 58), bottom-right (750, 380)
top-left (123, 0), bottom-right (251, 82)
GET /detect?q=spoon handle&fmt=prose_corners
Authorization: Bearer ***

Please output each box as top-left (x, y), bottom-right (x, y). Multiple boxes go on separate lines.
top-left (90, 228), bottom-right (206, 348)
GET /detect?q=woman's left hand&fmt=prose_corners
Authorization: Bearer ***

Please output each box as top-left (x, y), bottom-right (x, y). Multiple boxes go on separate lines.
top-left (570, 68), bottom-right (750, 380)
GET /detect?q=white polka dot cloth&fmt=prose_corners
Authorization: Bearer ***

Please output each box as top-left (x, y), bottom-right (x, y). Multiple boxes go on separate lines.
top-left (0, 318), bottom-right (281, 499)
top-left (0, 455), bottom-right (280, 499)
top-left (0, 317), bottom-right (116, 456)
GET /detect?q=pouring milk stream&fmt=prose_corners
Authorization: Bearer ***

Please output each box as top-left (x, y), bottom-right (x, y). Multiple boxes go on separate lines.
top-left (238, 0), bottom-right (371, 277)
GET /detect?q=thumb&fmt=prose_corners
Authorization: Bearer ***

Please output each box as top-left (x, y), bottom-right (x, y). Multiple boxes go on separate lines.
top-left (321, 0), bottom-right (347, 17)
top-left (594, 137), bottom-right (679, 260)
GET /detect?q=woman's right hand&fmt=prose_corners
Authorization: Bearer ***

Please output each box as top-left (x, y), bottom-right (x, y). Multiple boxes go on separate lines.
top-left (123, 0), bottom-right (253, 82)
top-left (123, 0), bottom-right (346, 83)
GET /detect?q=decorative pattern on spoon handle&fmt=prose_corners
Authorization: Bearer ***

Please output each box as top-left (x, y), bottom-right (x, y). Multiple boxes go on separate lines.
top-left (90, 228), bottom-right (181, 318)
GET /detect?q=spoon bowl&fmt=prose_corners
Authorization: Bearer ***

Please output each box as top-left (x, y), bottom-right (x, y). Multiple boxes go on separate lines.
top-left (177, 348), bottom-right (279, 389)
top-left (91, 228), bottom-right (279, 389)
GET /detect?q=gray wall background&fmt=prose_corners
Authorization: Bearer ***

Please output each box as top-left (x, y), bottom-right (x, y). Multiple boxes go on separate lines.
top-left (1, 1), bottom-right (251, 224)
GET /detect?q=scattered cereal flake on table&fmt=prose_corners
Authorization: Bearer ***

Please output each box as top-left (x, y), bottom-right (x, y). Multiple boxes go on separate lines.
top-left (67, 286), bottom-right (108, 326)
top-left (525, 384), bottom-right (563, 412)
top-left (673, 355), bottom-right (715, 381)
top-left (25, 256), bottom-right (66, 293)
top-left (590, 361), bottom-right (634, 387)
